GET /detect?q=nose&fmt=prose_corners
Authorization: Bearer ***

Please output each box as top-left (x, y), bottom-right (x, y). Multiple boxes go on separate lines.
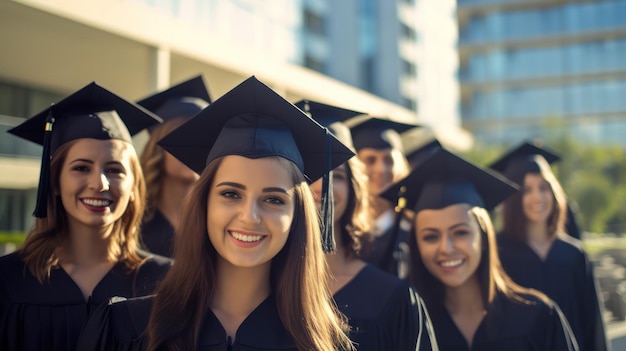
top-left (90, 172), bottom-right (110, 192)
top-left (240, 199), bottom-right (261, 224)
top-left (439, 233), bottom-right (454, 254)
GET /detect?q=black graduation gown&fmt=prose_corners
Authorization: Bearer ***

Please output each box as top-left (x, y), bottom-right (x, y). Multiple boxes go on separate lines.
top-left (360, 210), bottom-right (410, 280)
top-left (0, 251), bottom-right (172, 351)
top-left (429, 292), bottom-right (578, 351)
top-left (498, 234), bottom-right (608, 351)
top-left (76, 293), bottom-right (298, 351)
top-left (333, 264), bottom-right (436, 351)
top-left (141, 210), bottom-right (175, 258)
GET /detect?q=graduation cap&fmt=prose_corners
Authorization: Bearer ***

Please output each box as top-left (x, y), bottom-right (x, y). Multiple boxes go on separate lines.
top-left (488, 140), bottom-right (561, 181)
top-left (294, 99), bottom-right (364, 150)
top-left (8, 82), bottom-right (162, 218)
top-left (381, 148), bottom-right (519, 213)
top-left (349, 116), bottom-right (417, 152)
top-left (136, 75), bottom-right (211, 123)
top-left (401, 126), bottom-right (442, 168)
top-left (158, 76), bottom-right (355, 252)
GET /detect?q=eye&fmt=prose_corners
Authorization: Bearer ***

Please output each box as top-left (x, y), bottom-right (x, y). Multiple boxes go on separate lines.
top-left (220, 190), bottom-right (240, 199)
top-left (71, 165), bottom-right (90, 172)
top-left (333, 172), bottom-right (347, 182)
top-left (105, 167), bottom-right (125, 175)
top-left (383, 155), bottom-right (394, 166)
top-left (454, 229), bottom-right (471, 237)
top-left (264, 196), bottom-right (286, 205)
top-left (421, 233), bottom-right (439, 243)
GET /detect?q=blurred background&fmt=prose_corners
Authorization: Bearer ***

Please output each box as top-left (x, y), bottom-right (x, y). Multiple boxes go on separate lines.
top-left (1, 0), bottom-right (625, 347)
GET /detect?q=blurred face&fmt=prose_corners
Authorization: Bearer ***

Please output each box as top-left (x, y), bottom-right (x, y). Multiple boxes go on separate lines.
top-left (415, 203), bottom-right (482, 289)
top-left (309, 163), bottom-right (349, 225)
top-left (163, 150), bottom-right (199, 183)
top-left (59, 139), bottom-right (136, 231)
top-left (207, 155), bottom-right (295, 268)
top-left (522, 173), bottom-right (554, 225)
top-left (358, 147), bottom-right (394, 196)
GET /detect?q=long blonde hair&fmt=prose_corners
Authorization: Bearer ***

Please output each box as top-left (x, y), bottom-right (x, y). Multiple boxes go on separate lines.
top-left (147, 156), bottom-right (354, 351)
top-left (18, 139), bottom-right (146, 283)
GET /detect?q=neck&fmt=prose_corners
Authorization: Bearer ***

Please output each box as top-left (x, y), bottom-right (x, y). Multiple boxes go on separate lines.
top-left (325, 223), bottom-right (366, 294)
top-left (211, 258), bottom-right (271, 317)
top-left (371, 196), bottom-right (391, 219)
top-left (61, 221), bottom-right (117, 265)
top-left (526, 220), bottom-right (550, 243)
top-left (445, 275), bottom-right (485, 314)
top-left (158, 176), bottom-right (194, 229)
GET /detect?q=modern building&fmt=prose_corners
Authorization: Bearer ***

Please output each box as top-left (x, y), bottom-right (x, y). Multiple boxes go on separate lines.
top-left (4, 0), bottom-right (463, 233)
top-left (457, 0), bottom-right (626, 147)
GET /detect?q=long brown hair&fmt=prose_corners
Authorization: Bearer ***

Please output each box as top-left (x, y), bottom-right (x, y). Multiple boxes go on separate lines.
top-left (140, 117), bottom-right (188, 222)
top-left (410, 206), bottom-right (550, 308)
top-left (502, 155), bottom-right (567, 242)
top-left (147, 156), bottom-right (353, 351)
top-left (18, 139), bottom-right (146, 283)
top-left (337, 156), bottom-right (373, 258)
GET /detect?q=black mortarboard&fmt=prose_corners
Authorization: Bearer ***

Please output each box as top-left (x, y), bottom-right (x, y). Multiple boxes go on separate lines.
top-left (294, 99), bottom-right (363, 150)
top-left (8, 82), bottom-right (162, 218)
top-left (136, 75), bottom-right (211, 123)
top-left (349, 116), bottom-right (417, 151)
top-left (381, 148), bottom-right (519, 213)
top-left (401, 127), bottom-right (442, 168)
top-left (488, 140), bottom-right (561, 180)
top-left (158, 76), bottom-right (355, 252)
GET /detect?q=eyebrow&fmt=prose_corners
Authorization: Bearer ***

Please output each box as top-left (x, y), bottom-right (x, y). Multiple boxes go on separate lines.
top-left (419, 222), bottom-right (470, 233)
top-left (215, 182), bottom-right (289, 194)
top-left (69, 159), bottom-right (124, 167)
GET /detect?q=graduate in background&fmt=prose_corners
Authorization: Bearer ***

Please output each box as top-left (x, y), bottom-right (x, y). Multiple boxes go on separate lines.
top-left (348, 116), bottom-right (416, 279)
top-left (488, 141), bottom-right (608, 351)
top-left (77, 76), bottom-right (356, 351)
top-left (137, 75), bottom-right (211, 257)
top-left (1, 83), bottom-right (172, 351)
top-left (297, 100), bottom-right (437, 351)
top-left (382, 148), bottom-right (579, 351)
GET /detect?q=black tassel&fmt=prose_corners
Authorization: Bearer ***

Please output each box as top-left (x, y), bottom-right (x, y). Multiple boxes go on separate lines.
top-left (379, 186), bottom-right (407, 270)
top-left (321, 128), bottom-right (336, 253)
top-left (33, 109), bottom-right (55, 218)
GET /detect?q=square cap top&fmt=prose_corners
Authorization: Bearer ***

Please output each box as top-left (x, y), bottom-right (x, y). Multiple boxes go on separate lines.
top-left (488, 140), bottom-right (561, 177)
top-left (294, 99), bottom-right (364, 150)
top-left (381, 148), bottom-right (519, 212)
top-left (8, 82), bottom-right (162, 153)
top-left (158, 76), bottom-right (355, 183)
top-left (136, 75), bottom-right (211, 122)
top-left (401, 126), bottom-right (442, 167)
top-left (348, 116), bottom-right (418, 151)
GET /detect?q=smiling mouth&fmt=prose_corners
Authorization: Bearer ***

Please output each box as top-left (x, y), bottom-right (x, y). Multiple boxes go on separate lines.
top-left (81, 198), bottom-right (112, 207)
top-left (440, 259), bottom-right (464, 268)
top-left (230, 231), bottom-right (265, 243)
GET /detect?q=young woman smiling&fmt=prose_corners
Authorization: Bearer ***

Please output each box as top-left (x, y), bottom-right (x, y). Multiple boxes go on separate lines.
top-left (490, 141), bottom-right (608, 351)
top-left (77, 77), bottom-right (356, 351)
top-left (0, 82), bottom-right (172, 351)
top-left (382, 148), bottom-right (579, 351)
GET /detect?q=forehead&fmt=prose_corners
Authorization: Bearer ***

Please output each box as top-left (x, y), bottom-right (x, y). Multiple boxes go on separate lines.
top-left (64, 138), bottom-right (135, 164)
top-left (524, 172), bottom-right (547, 184)
top-left (416, 203), bottom-right (473, 227)
top-left (214, 155), bottom-right (294, 187)
top-left (357, 148), bottom-right (393, 158)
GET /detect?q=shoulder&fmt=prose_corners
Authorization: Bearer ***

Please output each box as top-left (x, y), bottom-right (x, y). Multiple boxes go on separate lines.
top-left (136, 250), bottom-right (173, 274)
top-left (0, 253), bottom-right (29, 297)
top-left (356, 265), bottom-right (417, 311)
top-left (133, 250), bottom-right (173, 296)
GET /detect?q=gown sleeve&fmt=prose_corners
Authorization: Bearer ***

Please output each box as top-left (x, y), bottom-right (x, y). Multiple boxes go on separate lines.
top-left (77, 296), bottom-right (152, 351)
top-left (385, 283), bottom-right (437, 351)
top-left (581, 251), bottom-right (609, 351)
top-left (541, 299), bottom-right (580, 351)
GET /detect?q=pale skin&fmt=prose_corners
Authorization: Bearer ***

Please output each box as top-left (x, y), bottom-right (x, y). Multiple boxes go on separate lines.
top-left (206, 156), bottom-right (295, 341)
top-left (416, 203), bottom-right (486, 347)
top-left (523, 173), bottom-right (556, 260)
top-left (55, 138), bottom-right (137, 300)
top-left (309, 164), bottom-right (366, 294)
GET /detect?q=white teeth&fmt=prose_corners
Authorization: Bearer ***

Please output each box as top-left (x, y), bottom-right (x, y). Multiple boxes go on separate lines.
top-left (231, 231), bottom-right (263, 243)
top-left (440, 259), bottom-right (463, 268)
top-left (82, 199), bottom-right (112, 207)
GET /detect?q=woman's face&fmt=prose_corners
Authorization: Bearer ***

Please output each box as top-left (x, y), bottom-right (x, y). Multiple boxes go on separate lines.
top-left (415, 203), bottom-right (482, 289)
top-left (309, 163), bottom-right (349, 225)
top-left (58, 139), bottom-right (136, 231)
top-left (522, 173), bottom-right (554, 225)
top-left (357, 147), bottom-right (394, 196)
top-left (207, 155), bottom-right (295, 268)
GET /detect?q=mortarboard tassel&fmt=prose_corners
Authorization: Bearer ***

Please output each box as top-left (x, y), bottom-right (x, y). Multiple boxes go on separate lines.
top-left (33, 108), bottom-right (55, 218)
top-left (320, 128), bottom-right (336, 253)
top-left (379, 185), bottom-right (407, 270)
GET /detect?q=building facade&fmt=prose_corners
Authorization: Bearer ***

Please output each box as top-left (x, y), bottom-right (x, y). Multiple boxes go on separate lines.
top-left (457, 0), bottom-right (626, 147)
